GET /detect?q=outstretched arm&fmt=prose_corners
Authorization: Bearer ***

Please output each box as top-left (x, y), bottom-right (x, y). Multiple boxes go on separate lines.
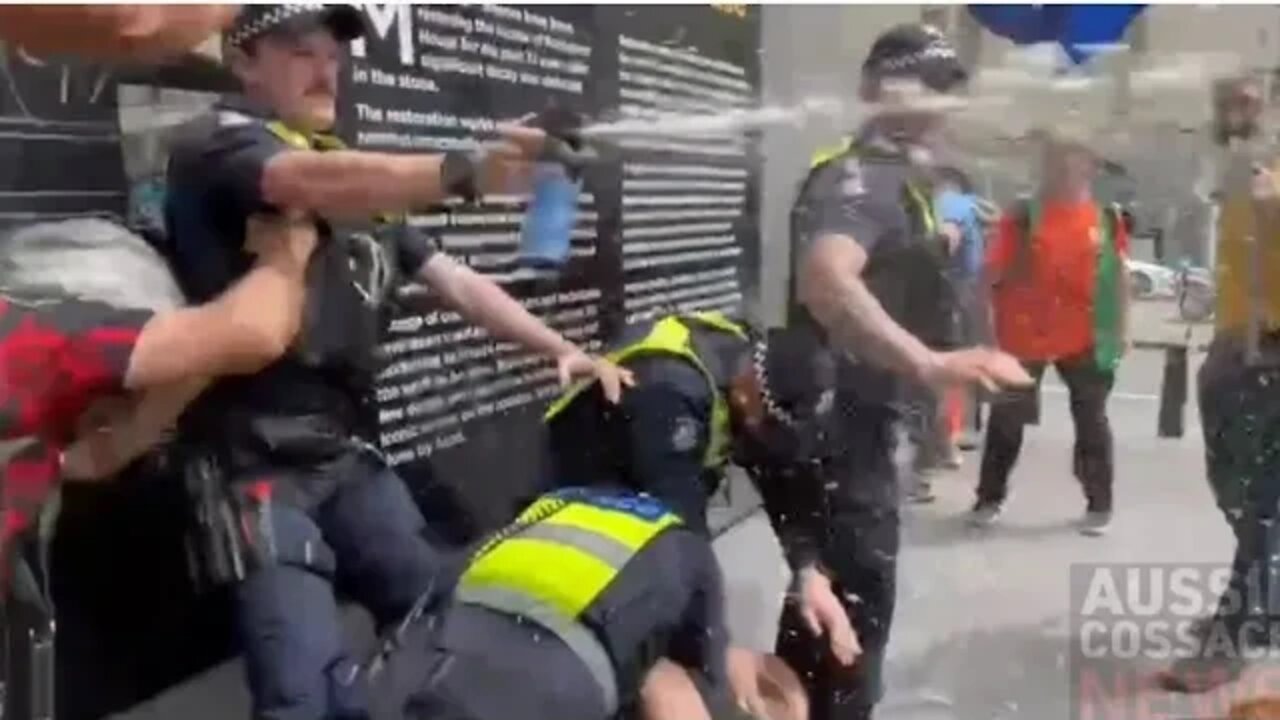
top-left (800, 233), bottom-right (938, 383)
top-left (259, 126), bottom-right (546, 220)
top-left (414, 252), bottom-right (632, 400)
top-left (0, 5), bottom-right (236, 61)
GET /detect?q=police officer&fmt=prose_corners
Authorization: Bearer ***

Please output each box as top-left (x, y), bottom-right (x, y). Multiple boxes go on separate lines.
top-left (162, 6), bottom-right (627, 718)
top-left (780, 25), bottom-right (1032, 720)
top-left (365, 311), bottom-right (854, 720)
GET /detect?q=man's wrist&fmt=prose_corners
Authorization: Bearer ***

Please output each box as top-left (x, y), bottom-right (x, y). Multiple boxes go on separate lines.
top-left (912, 350), bottom-right (942, 386)
top-left (440, 150), bottom-right (480, 203)
top-left (791, 561), bottom-right (830, 591)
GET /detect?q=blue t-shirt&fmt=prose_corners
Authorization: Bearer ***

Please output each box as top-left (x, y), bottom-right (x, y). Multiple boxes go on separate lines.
top-left (935, 188), bottom-right (984, 279)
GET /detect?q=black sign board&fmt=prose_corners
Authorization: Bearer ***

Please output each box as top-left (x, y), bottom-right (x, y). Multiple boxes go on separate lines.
top-left (344, 4), bottom-right (763, 536)
top-left (0, 42), bottom-right (127, 227)
top-left (2, 6), bottom-right (763, 717)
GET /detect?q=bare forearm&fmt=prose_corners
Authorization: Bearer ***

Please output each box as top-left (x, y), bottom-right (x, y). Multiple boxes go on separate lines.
top-left (125, 253), bottom-right (307, 388)
top-left (0, 5), bottom-right (236, 60)
top-left (452, 271), bottom-right (574, 358)
top-left (804, 272), bottom-right (935, 381)
top-left (422, 256), bottom-right (576, 359)
top-left (263, 151), bottom-right (447, 219)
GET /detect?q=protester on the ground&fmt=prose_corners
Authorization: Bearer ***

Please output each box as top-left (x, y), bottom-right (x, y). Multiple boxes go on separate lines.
top-left (363, 311), bottom-right (852, 720)
top-left (782, 23), bottom-right (1032, 720)
top-left (640, 651), bottom-right (808, 720)
top-left (1157, 73), bottom-right (1280, 693)
top-left (973, 127), bottom-right (1130, 536)
top-left (161, 6), bottom-right (628, 717)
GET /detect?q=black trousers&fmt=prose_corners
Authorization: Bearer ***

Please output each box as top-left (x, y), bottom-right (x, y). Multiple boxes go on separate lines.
top-left (1198, 334), bottom-right (1280, 637)
top-left (976, 352), bottom-right (1116, 512)
top-left (776, 401), bottom-right (899, 720)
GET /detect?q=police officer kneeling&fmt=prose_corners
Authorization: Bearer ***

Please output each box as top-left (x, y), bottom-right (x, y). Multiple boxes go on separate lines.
top-left (365, 312), bottom-right (856, 720)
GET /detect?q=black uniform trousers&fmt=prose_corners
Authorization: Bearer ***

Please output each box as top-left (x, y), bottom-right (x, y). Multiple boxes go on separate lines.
top-left (1197, 333), bottom-right (1280, 642)
top-left (977, 351), bottom-right (1116, 513)
top-left (776, 398), bottom-right (899, 720)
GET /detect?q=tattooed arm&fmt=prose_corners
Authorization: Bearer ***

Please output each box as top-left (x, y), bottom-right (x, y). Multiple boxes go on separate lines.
top-left (798, 232), bottom-right (940, 383)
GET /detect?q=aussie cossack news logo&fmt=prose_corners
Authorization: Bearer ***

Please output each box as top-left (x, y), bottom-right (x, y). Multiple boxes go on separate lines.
top-left (1071, 563), bottom-right (1280, 720)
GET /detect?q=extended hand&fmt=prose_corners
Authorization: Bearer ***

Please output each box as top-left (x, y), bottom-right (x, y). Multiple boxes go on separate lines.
top-left (923, 347), bottom-right (1034, 392)
top-left (555, 349), bottom-right (635, 404)
top-left (795, 567), bottom-right (860, 666)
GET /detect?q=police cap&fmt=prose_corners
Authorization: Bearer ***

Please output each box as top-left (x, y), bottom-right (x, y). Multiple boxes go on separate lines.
top-left (862, 23), bottom-right (967, 95)
top-left (226, 4), bottom-right (367, 50)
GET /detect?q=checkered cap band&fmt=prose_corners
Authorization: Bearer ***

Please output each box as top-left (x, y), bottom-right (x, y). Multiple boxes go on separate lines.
top-left (864, 23), bottom-right (966, 93)
top-left (227, 4), bottom-right (333, 49)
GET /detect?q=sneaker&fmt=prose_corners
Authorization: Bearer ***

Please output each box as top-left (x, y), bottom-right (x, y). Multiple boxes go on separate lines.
top-left (1078, 510), bottom-right (1112, 537)
top-left (907, 483), bottom-right (936, 504)
top-left (967, 502), bottom-right (1003, 528)
top-left (941, 446), bottom-right (963, 470)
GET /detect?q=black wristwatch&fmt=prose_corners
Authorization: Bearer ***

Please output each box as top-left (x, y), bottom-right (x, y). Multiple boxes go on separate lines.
top-left (441, 150), bottom-right (480, 204)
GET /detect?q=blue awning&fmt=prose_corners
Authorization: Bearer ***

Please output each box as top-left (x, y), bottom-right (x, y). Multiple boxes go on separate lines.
top-left (966, 5), bottom-right (1147, 66)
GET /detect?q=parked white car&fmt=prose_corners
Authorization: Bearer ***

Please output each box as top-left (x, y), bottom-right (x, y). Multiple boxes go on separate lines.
top-left (1124, 259), bottom-right (1178, 299)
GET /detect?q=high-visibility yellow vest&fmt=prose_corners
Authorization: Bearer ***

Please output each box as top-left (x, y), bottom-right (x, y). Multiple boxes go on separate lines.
top-left (543, 311), bottom-right (748, 470)
top-left (455, 488), bottom-right (683, 714)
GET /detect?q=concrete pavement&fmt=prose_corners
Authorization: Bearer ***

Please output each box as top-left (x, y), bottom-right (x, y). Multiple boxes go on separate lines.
top-left (715, 308), bottom-right (1243, 720)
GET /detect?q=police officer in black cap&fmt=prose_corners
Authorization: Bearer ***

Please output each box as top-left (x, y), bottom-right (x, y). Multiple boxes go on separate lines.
top-left (363, 311), bottom-right (854, 720)
top-left (782, 24), bottom-right (1032, 720)
top-left (162, 5), bottom-right (627, 718)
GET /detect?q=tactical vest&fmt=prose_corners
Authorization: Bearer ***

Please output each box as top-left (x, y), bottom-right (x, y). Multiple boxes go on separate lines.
top-left (455, 487), bottom-right (683, 715)
top-left (262, 121), bottom-right (404, 380)
top-left (543, 312), bottom-right (748, 470)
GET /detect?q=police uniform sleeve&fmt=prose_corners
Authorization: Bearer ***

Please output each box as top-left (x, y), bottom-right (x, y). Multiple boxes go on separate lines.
top-left (752, 464), bottom-right (826, 573)
top-left (620, 362), bottom-right (714, 509)
top-left (793, 157), bottom-right (891, 255)
top-left (193, 117), bottom-right (291, 223)
top-left (390, 223), bottom-right (439, 278)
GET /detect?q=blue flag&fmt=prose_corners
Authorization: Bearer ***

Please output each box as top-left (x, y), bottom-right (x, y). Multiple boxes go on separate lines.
top-left (966, 5), bottom-right (1147, 66)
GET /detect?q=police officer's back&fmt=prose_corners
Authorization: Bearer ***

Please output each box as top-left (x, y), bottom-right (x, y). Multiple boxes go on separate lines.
top-left (368, 486), bottom-right (728, 720)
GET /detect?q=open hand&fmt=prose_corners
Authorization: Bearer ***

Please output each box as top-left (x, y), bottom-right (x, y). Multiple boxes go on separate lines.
top-left (794, 567), bottom-right (861, 666)
top-left (924, 347), bottom-right (1034, 392)
top-left (555, 349), bottom-right (635, 404)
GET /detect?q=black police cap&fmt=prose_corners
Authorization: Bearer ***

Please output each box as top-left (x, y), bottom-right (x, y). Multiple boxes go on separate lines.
top-left (862, 23), bottom-right (968, 95)
top-left (226, 4), bottom-right (367, 50)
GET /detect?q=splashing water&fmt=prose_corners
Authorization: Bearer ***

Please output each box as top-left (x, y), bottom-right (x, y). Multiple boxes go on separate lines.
top-left (579, 97), bottom-right (850, 139)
